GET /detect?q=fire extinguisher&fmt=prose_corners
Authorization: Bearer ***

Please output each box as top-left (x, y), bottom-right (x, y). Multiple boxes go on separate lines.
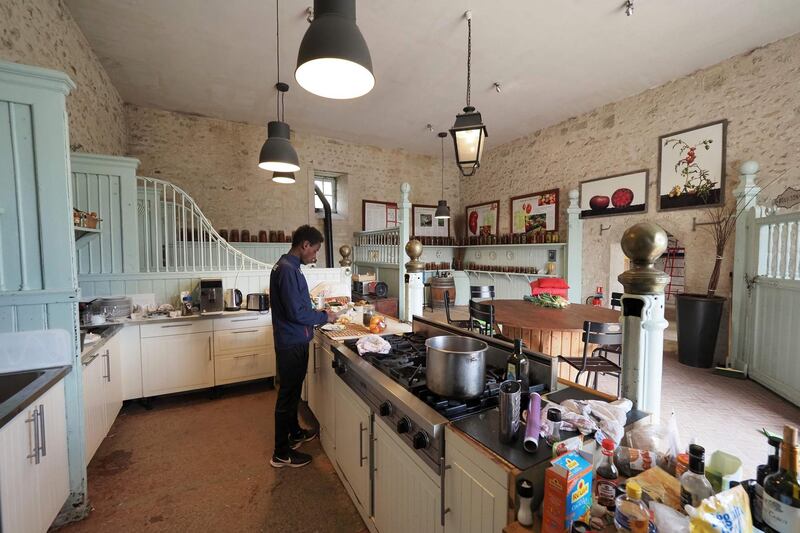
top-left (591, 286), bottom-right (604, 307)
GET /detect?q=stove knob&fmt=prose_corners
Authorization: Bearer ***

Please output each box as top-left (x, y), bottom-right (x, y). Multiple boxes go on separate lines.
top-left (332, 359), bottom-right (346, 375)
top-left (396, 417), bottom-right (412, 434)
top-left (379, 401), bottom-right (393, 417)
top-left (412, 431), bottom-right (430, 450)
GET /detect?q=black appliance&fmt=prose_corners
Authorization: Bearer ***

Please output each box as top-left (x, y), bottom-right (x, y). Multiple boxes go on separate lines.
top-left (246, 293), bottom-right (270, 312)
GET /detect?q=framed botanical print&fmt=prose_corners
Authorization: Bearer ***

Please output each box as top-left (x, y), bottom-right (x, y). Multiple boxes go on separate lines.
top-left (579, 170), bottom-right (649, 218)
top-left (509, 189), bottom-right (559, 236)
top-left (412, 204), bottom-right (450, 237)
top-left (465, 200), bottom-right (499, 238)
top-left (658, 119), bottom-right (727, 211)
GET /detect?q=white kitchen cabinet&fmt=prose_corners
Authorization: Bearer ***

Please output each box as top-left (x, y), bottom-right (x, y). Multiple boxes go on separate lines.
top-left (119, 325), bottom-right (143, 400)
top-left (333, 376), bottom-right (371, 513)
top-left (82, 351), bottom-right (106, 464)
top-left (309, 339), bottom-right (336, 458)
top-left (0, 379), bottom-right (69, 533)
top-left (443, 427), bottom-right (509, 533)
top-left (212, 321), bottom-right (275, 385)
top-left (141, 331), bottom-right (214, 396)
top-left (373, 417), bottom-right (442, 533)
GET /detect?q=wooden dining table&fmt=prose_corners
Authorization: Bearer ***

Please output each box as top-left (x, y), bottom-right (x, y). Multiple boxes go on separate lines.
top-left (492, 300), bottom-right (621, 383)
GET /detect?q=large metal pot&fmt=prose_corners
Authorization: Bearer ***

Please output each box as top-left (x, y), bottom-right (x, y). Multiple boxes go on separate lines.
top-left (425, 336), bottom-right (488, 399)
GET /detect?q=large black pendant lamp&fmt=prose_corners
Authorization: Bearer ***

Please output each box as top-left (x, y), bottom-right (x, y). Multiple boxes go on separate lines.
top-left (434, 132), bottom-right (450, 219)
top-left (259, 0), bottom-right (300, 175)
top-left (449, 11), bottom-right (487, 177)
top-left (295, 0), bottom-right (374, 99)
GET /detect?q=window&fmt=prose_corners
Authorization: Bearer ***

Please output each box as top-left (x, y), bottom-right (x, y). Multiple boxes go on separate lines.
top-left (314, 175), bottom-right (338, 213)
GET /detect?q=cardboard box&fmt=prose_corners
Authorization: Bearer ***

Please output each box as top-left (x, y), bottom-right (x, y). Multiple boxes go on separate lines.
top-left (541, 451), bottom-right (593, 533)
top-left (352, 273), bottom-right (376, 282)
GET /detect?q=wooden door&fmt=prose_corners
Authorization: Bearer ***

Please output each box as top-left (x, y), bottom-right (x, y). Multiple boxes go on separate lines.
top-left (36, 380), bottom-right (70, 530)
top-left (444, 446), bottom-right (508, 533)
top-left (0, 405), bottom-right (42, 533)
top-left (373, 418), bottom-right (442, 533)
top-left (333, 378), bottom-right (371, 512)
top-left (141, 332), bottom-right (214, 396)
top-left (83, 352), bottom-right (106, 465)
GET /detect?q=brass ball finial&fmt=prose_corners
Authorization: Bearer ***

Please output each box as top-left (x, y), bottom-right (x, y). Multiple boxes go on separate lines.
top-left (405, 239), bottom-right (424, 273)
top-left (339, 244), bottom-right (352, 267)
top-left (618, 222), bottom-right (670, 295)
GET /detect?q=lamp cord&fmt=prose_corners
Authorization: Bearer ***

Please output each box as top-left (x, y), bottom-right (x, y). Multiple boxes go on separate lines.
top-left (441, 136), bottom-right (445, 197)
top-left (466, 16), bottom-right (471, 107)
top-left (276, 0), bottom-right (281, 120)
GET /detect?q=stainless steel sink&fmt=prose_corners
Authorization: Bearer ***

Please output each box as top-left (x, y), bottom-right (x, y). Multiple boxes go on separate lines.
top-left (0, 370), bottom-right (46, 404)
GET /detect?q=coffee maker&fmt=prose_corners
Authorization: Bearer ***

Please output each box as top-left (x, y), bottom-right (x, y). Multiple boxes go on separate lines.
top-left (197, 278), bottom-right (224, 315)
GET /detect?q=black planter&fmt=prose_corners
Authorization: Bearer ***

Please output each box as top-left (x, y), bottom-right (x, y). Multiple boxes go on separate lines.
top-left (676, 293), bottom-right (726, 368)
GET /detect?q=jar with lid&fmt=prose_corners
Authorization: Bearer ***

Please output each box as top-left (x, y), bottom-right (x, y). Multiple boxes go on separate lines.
top-left (362, 304), bottom-right (375, 327)
top-left (544, 408), bottom-right (562, 446)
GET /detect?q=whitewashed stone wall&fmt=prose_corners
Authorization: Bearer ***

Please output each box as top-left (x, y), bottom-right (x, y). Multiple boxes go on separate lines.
top-left (126, 104), bottom-right (461, 262)
top-left (463, 32), bottom-right (800, 303)
top-left (0, 0), bottom-right (127, 155)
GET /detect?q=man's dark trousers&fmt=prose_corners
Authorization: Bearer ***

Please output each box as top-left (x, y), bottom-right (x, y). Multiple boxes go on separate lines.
top-left (274, 343), bottom-right (309, 455)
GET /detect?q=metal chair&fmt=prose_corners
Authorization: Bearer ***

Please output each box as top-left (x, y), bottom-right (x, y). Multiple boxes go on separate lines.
top-left (443, 291), bottom-right (470, 329)
top-left (558, 321), bottom-right (623, 397)
top-left (470, 285), bottom-right (495, 300)
top-left (468, 299), bottom-right (515, 343)
top-left (610, 292), bottom-right (623, 310)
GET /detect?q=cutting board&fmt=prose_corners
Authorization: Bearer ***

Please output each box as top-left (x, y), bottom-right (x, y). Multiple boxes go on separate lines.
top-left (322, 323), bottom-right (372, 340)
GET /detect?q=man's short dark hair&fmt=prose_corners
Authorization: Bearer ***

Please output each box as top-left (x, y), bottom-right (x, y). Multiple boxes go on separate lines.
top-left (291, 225), bottom-right (324, 248)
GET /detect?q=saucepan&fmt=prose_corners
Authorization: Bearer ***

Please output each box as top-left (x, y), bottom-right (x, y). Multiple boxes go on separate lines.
top-left (425, 336), bottom-right (488, 400)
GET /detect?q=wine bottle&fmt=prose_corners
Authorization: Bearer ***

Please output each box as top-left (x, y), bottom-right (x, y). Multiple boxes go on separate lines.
top-left (680, 444), bottom-right (714, 507)
top-left (506, 339), bottom-right (523, 381)
top-left (763, 425), bottom-right (800, 533)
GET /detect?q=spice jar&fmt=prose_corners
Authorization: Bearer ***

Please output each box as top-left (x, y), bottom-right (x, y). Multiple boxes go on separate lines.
top-left (545, 408), bottom-right (562, 446)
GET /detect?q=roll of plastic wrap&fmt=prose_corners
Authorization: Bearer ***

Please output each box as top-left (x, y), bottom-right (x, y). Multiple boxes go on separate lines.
top-left (523, 393), bottom-right (541, 453)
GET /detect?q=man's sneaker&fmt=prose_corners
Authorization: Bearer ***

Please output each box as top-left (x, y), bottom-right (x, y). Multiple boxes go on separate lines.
top-left (289, 428), bottom-right (318, 450)
top-left (270, 450), bottom-right (312, 468)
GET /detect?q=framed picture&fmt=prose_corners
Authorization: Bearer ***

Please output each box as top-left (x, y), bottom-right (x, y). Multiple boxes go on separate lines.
top-left (412, 204), bottom-right (450, 237)
top-left (509, 189), bottom-right (559, 236)
top-left (658, 119), bottom-right (727, 211)
top-left (579, 170), bottom-right (649, 218)
top-left (362, 200), bottom-right (398, 231)
top-left (465, 200), bottom-right (499, 238)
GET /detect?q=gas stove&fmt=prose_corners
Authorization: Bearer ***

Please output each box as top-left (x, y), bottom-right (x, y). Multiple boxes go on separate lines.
top-left (330, 317), bottom-right (557, 474)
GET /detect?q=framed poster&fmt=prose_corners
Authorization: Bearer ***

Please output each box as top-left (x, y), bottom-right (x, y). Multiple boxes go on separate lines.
top-left (579, 170), bottom-right (649, 218)
top-left (362, 200), bottom-right (398, 231)
top-left (465, 200), bottom-right (499, 238)
top-left (412, 204), bottom-right (450, 237)
top-left (509, 189), bottom-right (559, 236)
top-left (658, 119), bottom-right (727, 211)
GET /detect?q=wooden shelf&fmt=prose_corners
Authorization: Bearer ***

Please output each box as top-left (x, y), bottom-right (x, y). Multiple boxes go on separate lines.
top-left (422, 243), bottom-right (565, 249)
top-left (464, 269), bottom-right (558, 278)
top-left (74, 226), bottom-right (101, 245)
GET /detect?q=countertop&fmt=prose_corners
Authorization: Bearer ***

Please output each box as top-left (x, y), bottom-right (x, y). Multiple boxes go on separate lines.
top-left (450, 386), bottom-right (650, 472)
top-left (81, 309), bottom-right (270, 328)
top-left (0, 365), bottom-right (71, 430)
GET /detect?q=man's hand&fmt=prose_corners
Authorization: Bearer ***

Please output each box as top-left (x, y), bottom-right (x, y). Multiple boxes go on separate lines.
top-left (325, 309), bottom-right (340, 324)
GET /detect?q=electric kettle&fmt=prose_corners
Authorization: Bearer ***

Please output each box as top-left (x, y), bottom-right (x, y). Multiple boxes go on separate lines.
top-left (223, 288), bottom-right (242, 311)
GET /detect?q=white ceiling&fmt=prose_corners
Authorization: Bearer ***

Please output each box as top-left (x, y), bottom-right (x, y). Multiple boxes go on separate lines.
top-left (66, 0), bottom-right (800, 155)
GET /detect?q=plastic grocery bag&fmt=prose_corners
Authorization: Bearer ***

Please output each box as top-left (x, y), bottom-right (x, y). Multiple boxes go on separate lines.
top-left (686, 485), bottom-right (753, 533)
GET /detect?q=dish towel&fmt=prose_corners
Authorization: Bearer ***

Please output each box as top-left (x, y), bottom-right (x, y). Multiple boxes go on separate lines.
top-left (356, 334), bottom-right (391, 356)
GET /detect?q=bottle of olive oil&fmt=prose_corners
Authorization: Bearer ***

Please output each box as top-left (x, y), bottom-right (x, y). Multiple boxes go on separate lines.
top-left (763, 425), bottom-right (800, 533)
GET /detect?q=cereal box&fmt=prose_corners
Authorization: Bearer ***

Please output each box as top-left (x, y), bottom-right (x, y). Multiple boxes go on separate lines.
top-left (542, 450), bottom-right (593, 533)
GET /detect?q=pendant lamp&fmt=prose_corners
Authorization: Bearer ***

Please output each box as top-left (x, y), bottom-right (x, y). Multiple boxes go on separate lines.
top-left (272, 171), bottom-right (296, 184)
top-left (295, 0), bottom-right (374, 99)
top-left (449, 11), bottom-right (487, 177)
top-left (259, 0), bottom-right (300, 174)
top-left (434, 132), bottom-right (451, 219)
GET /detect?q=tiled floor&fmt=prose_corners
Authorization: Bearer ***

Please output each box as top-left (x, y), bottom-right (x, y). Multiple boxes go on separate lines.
top-left (424, 306), bottom-right (800, 478)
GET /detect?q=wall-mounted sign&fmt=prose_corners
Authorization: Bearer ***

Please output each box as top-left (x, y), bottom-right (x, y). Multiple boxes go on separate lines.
top-left (362, 200), bottom-right (398, 231)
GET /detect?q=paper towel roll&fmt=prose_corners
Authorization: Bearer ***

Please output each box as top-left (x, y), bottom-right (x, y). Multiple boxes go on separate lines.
top-left (523, 393), bottom-right (541, 453)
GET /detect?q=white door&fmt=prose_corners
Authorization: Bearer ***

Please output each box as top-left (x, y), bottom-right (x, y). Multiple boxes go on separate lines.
top-left (0, 405), bottom-right (41, 533)
top-left (141, 332), bottom-right (214, 396)
top-left (444, 446), bottom-right (508, 533)
top-left (119, 325), bottom-right (143, 401)
top-left (83, 352), bottom-right (107, 464)
top-left (35, 380), bottom-right (70, 531)
top-left (104, 334), bottom-right (124, 423)
top-left (373, 418), bottom-right (442, 533)
top-left (333, 378), bottom-right (371, 512)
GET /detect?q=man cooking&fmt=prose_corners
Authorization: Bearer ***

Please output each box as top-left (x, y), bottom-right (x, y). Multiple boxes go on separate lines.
top-left (269, 225), bottom-right (337, 468)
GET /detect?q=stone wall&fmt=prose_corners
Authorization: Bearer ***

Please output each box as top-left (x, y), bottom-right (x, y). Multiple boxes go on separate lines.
top-left (126, 104), bottom-right (461, 262)
top-left (0, 0), bottom-right (127, 154)
top-left (462, 31), bottom-right (800, 303)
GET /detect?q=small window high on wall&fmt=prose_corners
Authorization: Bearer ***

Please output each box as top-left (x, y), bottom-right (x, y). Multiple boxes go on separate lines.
top-left (314, 174), bottom-right (339, 213)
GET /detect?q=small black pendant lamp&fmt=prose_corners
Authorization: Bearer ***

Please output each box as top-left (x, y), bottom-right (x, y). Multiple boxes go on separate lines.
top-left (449, 11), bottom-right (487, 177)
top-left (271, 171), bottom-right (296, 184)
top-left (259, 0), bottom-right (300, 174)
top-left (434, 132), bottom-right (450, 219)
top-left (295, 0), bottom-right (374, 99)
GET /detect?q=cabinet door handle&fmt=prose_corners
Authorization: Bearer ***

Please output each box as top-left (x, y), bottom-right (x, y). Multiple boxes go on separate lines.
top-left (208, 336), bottom-right (212, 361)
top-left (312, 345), bottom-right (317, 374)
top-left (440, 457), bottom-right (451, 526)
top-left (26, 409), bottom-right (40, 464)
top-left (38, 404), bottom-right (46, 457)
top-left (233, 353), bottom-right (258, 359)
top-left (231, 329), bottom-right (259, 334)
top-left (106, 349), bottom-right (111, 382)
top-left (231, 317), bottom-right (258, 322)
top-left (102, 349), bottom-right (110, 381)
top-left (358, 422), bottom-right (368, 467)
top-left (162, 323), bottom-right (192, 328)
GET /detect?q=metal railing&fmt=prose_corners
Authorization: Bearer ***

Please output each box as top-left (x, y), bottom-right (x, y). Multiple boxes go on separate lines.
top-left (352, 227), bottom-right (401, 265)
top-left (757, 210), bottom-right (800, 281)
top-left (137, 176), bottom-right (271, 272)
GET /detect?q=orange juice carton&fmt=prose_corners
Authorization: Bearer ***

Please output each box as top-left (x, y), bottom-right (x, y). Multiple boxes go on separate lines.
top-left (542, 450), bottom-right (593, 533)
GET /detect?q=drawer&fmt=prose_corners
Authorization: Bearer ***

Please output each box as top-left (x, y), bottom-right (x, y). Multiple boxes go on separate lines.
top-left (140, 320), bottom-right (213, 338)
top-left (214, 326), bottom-right (272, 355)
top-left (213, 313), bottom-right (271, 331)
top-left (215, 352), bottom-right (275, 385)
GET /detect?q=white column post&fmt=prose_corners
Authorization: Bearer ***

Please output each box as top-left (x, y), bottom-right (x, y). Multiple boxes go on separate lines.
top-left (730, 160), bottom-right (761, 371)
top-left (566, 189), bottom-right (583, 303)
top-left (398, 183), bottom-right (411, 320)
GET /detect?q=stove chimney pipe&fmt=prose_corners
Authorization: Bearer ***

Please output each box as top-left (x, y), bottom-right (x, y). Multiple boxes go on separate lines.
top-left (314, 185), bottom-right (334, 268)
